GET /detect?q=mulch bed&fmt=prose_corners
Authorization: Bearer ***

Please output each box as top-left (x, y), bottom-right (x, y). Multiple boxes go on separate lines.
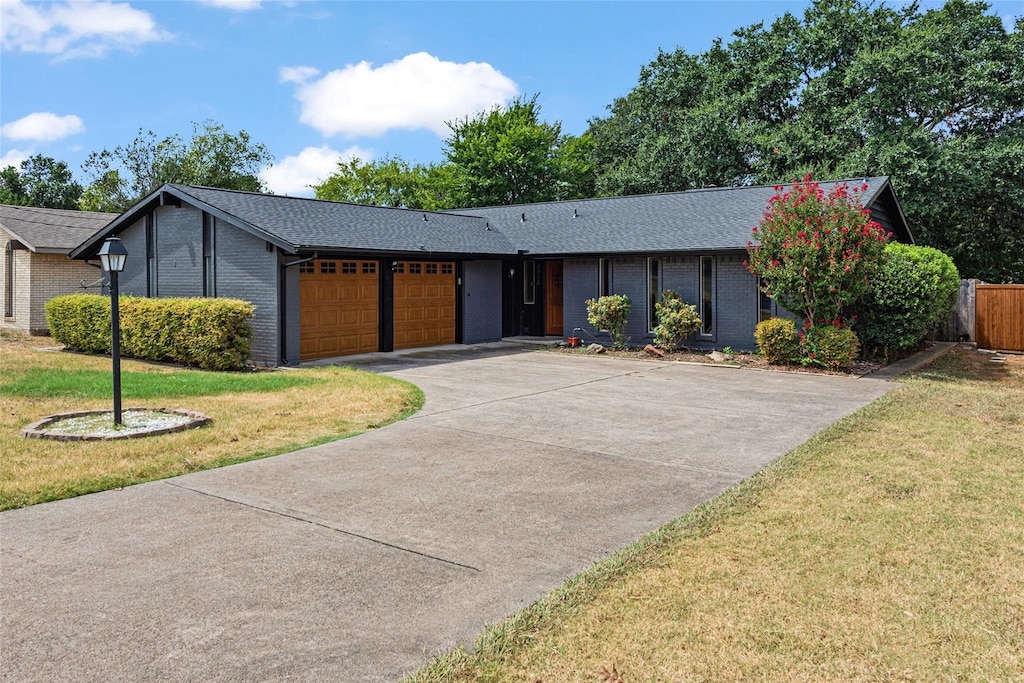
top-left (547, 344), bottom-right (885, 378)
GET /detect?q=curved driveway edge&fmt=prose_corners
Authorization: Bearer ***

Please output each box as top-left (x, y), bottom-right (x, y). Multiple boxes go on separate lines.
top-left (1, 350), bottom-right (894, 682)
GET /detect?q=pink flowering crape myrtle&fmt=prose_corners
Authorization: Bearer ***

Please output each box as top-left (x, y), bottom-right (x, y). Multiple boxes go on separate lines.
top-left (745, 174), bottom-right (891, 330)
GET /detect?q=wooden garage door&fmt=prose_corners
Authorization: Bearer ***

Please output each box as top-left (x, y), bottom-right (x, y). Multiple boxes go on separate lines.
top-left (393, 261), bottom-right (456, 350)
top-left (299, 259), bottom-right (378, 360)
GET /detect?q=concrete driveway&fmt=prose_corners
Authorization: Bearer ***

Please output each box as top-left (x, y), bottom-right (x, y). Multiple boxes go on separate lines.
top-left (0, 347), bottom-right (894, 681)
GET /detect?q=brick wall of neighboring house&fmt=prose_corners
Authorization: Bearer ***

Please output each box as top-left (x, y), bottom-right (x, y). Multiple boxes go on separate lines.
top-left (28, 253), bottom-right (102, 333)
top-left (1, 230), bottom-right (98, 334)
top-left (462, 259), bottom-right (503, 344)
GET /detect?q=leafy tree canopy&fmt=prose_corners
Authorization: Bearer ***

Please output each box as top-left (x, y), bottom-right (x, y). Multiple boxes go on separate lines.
top-left (589, 0), bottom-right (1024, 281)
top-left (444, 95), bottom-right (595, 207)
top-left (314, 156), bottom-right (463, 211)
top-left (0, 155), bottom-right (83, 210)
top-left (314, 95), bottom-right (595, 210)
top-left (80, 120), bottom-right (273, 213)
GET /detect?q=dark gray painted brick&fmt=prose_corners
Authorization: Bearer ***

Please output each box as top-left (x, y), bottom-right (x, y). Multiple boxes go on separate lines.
top-left (155, 206), bottom-right (203, 298)
top-left (462, 260), bottom-right (502, 343)
top-left (214, 218), bottom-right (279, 365)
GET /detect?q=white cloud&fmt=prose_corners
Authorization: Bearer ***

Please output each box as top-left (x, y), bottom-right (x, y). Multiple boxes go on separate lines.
top-left (0, 148), bottom-right (33, 169)
top-left (260, 145), bottom-right (373, 196)
top-left (1, 112), bottom-right (85, 141)
top-left (287, 52), bottom-right (519, 138)
top-left (1, 0), bottom-right (170, 59)
top-left (279, 65), bottom-right (320, 84)
top-left (196, 0), bottom-right (262, 11)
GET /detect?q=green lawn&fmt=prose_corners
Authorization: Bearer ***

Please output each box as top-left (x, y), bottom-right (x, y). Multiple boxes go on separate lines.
top-left (0, 367), bottom-right (319, 399)
top-left (408, 347), bottom-right (1024, 682)
top-left (1, 336), bottom-right (422, 510)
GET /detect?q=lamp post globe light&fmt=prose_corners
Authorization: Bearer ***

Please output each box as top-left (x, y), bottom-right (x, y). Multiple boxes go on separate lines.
top-left (97, 237), bottom-right (128, 426)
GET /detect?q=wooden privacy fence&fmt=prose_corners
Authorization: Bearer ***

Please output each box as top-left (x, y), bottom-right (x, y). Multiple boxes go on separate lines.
top-left (976, 283), bottom-right (1024, 353)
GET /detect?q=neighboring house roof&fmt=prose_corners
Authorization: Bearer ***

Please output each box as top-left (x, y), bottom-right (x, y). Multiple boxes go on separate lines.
top-left (0, 204), bottom-right (117, 254)
top-left (451, 177), bottom-right (910, 256)
top-left (71, 177), bottom-right (912, 260)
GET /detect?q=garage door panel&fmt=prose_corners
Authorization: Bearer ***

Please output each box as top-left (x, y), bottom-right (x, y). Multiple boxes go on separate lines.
top-left (300, 260), bottom-right (379, 360)
top-left (394, 261), bottom-right (456, 350)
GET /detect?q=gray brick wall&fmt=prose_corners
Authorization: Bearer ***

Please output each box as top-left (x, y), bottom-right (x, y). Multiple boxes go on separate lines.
top-left (117, 216), bottom-right (148, 296)
top-left (563, 258), bottom-right (600, 342)
top-left (214, 218), bottom-right (279, 365)
top-left (562, 253), bottom-right (760, 351)
top-left (462, 259), bottom-right (502, 343)
top-left (155, 206), bottom-right (203, 298)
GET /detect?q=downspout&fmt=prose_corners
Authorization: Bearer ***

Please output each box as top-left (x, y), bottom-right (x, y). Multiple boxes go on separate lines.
top-left (278, 252), bottom-right (317, 365)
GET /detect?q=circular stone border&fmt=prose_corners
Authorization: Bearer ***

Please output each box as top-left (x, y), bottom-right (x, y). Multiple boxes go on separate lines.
top-left (21, 408), bottom-right (212, 442)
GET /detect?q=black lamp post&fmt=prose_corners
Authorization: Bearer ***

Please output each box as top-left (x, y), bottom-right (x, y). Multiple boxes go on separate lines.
top-left (98, 237), bottom-right (128, 426)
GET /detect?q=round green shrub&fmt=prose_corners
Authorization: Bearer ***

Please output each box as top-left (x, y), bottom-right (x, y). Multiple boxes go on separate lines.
top-left (861, 243), bottom-right (960, 352)
top-left (800, 324), bottom-right (860, 370)
top-left (586, 294), bottom-right (631, 349)
top-left (653, 290), bottom-right (701, 350)
top-left (754, 317), bottom-right (799, 364)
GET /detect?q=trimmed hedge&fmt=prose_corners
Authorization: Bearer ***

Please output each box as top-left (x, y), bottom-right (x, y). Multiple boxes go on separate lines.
top-left (45, 295), bottom-right (255, 370)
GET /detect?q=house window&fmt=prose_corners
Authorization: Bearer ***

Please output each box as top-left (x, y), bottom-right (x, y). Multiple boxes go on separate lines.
top-left (758, 277), bottom-right (773, 323)
top-left (202, 213), bottom-right (215, 297)
top-left (647, 257), bottom-right (661, 332)
top-left (409, 262), bottom-right (422, 274)
top-left (299, 262), bottom-right (314, 274)
top-left (441, 263), bottom-right (453, 275)
top-left (320, 261), bottom-right (337, 274)
top-left (362, 261), bottom-right (376, 274)
top-left (599, 258), bottom-right (611, 297)
top-left (341, 261), bottom-right (357, 274)
top-left (426, 263), bottom-right (438, 275)
top-left (393, 262), bottom-right (405, 274)
top-left (4, 241), bottom-right (13, 318)
top-left (523, 260), bottom-right (536, 304)
top-left (700, 255), bottom-right (715, 336)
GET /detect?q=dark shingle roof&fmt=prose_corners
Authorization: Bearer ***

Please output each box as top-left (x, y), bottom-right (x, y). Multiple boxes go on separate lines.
top-left (71, 177), bottom-right (907, 260)
top-left (171, 185), bottom-right (519, 255)
top-left (451, 178), bottom-right (895, 255)
top-left (0, 204), bottom-right (117, 253)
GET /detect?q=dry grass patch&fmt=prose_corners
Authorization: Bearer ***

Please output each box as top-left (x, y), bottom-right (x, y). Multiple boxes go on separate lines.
top-left (410, 347), bottom-right (1024, 682)
top-left (0, 334), bottom-right (422, 510)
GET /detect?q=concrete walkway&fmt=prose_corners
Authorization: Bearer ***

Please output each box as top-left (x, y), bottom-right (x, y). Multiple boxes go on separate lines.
top-left (1, 350), bottom-right (895, 682)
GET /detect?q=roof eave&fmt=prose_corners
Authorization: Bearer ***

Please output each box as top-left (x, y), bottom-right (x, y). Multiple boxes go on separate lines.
top-left (69, 185), bottom-right (298, 260)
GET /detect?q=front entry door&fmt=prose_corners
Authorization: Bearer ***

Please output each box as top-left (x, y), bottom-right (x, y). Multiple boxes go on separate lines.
top-left (545, 260), bottom-right (564, 336)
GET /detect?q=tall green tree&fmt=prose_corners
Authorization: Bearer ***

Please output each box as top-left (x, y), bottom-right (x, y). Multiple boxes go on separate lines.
top-left (313, 156), bottom-right (463, 210)
top-left (589, 0), bottom-right (1024, 281)
top-left (445, 95), bottom-right (594, 207)
top-left (81, 120), bottom-right (273, 212)
top-left (314, 95), bottom-right (595, 210)
top-left (0, 155), bottom-right (83, 209)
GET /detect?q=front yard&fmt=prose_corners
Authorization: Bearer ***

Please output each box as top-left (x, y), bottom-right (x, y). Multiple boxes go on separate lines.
top-left (410, 347), bottom-right (1024, 681)
top-left (0, 334), bottom-right (422, 510)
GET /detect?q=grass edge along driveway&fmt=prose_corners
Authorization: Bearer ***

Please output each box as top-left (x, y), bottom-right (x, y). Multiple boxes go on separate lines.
top-left (0, 336), bottom-right (423, 510)
top-left (407, 347), bottom-right (1024, 682)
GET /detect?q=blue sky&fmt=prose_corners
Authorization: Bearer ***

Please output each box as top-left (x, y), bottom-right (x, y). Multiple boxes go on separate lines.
top-left (2, 0), bottom-right (1022, 197)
